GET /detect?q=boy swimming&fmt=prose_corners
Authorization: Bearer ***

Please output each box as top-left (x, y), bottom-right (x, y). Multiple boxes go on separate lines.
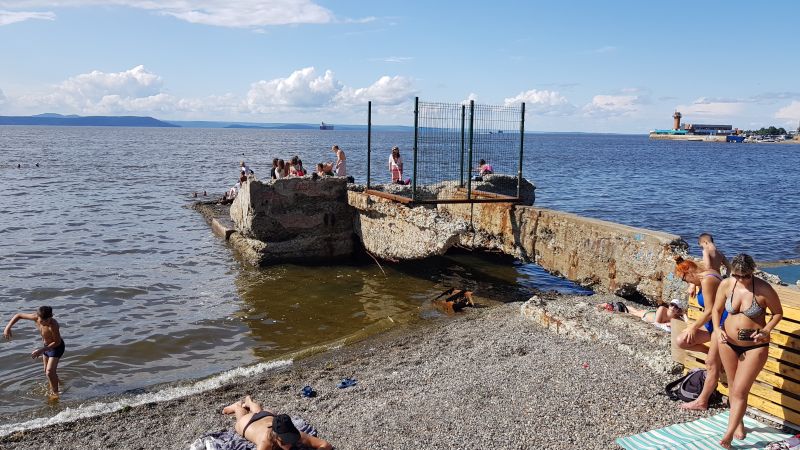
top-left (3, 306), bottom-right (65, 399)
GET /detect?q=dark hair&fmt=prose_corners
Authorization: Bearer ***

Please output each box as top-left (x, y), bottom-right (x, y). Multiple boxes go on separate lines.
top-left (698, 233), bottom-right (714, 243)
top-left (272, 158), bottom-right (278, 167)
top-left (731, 253), bottom-right (756, 274)
top-left (272, 414), bottom-right (300, 445)
top-left (290, 155), bottom-right (299, 165)
top-left (479, 159), bottom-right (486, 165)
top-left (38, 306), bottom-right (53, 320)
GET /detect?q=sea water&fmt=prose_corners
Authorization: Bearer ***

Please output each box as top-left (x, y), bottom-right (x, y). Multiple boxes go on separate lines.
top-left (0, 127), bottom-right (798, 423)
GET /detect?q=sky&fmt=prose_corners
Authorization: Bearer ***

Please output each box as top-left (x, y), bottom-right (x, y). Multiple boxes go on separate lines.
top-left (1, 0), bottom-right (800, 133)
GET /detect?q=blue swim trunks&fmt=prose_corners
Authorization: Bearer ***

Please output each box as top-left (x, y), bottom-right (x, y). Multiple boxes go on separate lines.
top-left (43, 340), bottom-right (65, 358)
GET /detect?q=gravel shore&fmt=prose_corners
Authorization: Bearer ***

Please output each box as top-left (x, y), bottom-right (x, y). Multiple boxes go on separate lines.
top-left (1, 295), bottom-right (719, 450)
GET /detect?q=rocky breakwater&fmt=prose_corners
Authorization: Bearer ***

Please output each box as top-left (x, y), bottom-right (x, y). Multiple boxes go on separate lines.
top-left (229, 177), bottom-right (355, 265)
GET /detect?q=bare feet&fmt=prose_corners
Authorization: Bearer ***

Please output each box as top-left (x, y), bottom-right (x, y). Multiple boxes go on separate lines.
top-left (719, 433), bottom-right (733, 449)
top-left (680, 399), bottom-right (708, 411)
top-left (734, 421), bottom-right (747, 440)
top-left (48, 391), bottom-right (60, 401)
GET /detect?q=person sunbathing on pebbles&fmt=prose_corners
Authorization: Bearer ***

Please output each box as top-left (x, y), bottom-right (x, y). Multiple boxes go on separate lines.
top-left (597, 299), bottom-right (686, 329)
top-left (222, 395), bottom-right (333, 450)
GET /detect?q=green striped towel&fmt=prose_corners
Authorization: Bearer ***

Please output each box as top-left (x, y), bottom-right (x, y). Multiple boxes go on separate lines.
top-left (616, 411), bottom-right (792, 449)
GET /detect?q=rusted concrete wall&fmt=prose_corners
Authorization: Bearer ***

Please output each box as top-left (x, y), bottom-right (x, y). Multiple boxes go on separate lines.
top-left (438, 201), bottom-right (688, 304)
top-left (230, 177), bottom-right (354, 264)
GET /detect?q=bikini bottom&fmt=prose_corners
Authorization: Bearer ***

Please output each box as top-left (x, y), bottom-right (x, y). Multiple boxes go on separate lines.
top-left (726, 341), bottom-right (769, 358)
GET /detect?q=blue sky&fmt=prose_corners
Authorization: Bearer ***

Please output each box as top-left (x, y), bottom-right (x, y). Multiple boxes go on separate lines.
top-left (1, 0), bottom-right (799, 133)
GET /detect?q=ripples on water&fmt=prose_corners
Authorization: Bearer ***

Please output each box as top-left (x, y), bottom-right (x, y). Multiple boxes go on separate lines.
top-left (0, 127), bottom-right (798, 418)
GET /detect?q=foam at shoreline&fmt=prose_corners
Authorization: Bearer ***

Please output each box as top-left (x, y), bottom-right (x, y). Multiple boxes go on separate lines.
top-left (0, 360), bottom-right (291, 437)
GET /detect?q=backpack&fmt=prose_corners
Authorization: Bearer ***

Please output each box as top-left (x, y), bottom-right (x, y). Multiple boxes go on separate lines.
top-left (665, 368), bottom-right (708, 402)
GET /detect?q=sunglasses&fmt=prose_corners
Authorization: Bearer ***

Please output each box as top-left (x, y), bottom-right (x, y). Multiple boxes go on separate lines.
top-left (731, 273), bottom-right (753, 280)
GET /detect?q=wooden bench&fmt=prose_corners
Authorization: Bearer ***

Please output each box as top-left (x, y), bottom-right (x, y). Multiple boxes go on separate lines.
top-left (679, 284), bottom-right (800, 427)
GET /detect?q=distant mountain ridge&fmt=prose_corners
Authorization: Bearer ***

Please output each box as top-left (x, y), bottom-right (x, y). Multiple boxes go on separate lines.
top-left (0, 114), bottom-right (178, 127)
top-left (0, 114), bottom-right (415, 131)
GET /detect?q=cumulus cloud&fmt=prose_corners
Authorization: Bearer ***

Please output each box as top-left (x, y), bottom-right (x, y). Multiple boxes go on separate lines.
top-left (504, 89), bottom-right (575, 116)
top-left (0, 9), bottom-right (54, 25)
top-left (676, 97), bottom-right (744, 118)
top-left (0, 0), bottom-right (334, 28)
top-left (335, 75), bottom-right (414, 107)
top-left (245, 67), bottom-right (342, 112)
top-left (583, 94), bottom-right (642, 117)
top-left (775, 101), bottom-right (800, 123)
top-left (17, 65), bottom-right (164, 112)
top-left (7, 65), bottom-right (414, 120)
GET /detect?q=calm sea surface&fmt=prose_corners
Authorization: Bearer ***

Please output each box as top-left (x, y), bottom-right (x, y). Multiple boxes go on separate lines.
top-left (1, 127), bottom-right (799, 419)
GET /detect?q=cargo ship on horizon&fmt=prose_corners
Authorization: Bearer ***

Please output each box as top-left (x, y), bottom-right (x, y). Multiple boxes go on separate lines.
top-left (320, 121), bottom-right (334, 130)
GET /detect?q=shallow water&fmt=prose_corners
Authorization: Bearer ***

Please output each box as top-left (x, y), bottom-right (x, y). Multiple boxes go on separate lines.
top-left (1, 126), bottom-right (798, 419)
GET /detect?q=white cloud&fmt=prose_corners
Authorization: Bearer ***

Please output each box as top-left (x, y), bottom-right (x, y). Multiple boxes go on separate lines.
top-left (461, 93), bottom-right (478, 105)
top-left (592, 45), bottom-right (617, 54)
top-left (17, 65), bottom-right (164, 112)
top-left (504, 89), bottom-right (575, 116)
top-left (245, 67), bottom-right (343, 112)
top-left (0, 1), bottom-right (334, 28)
top-left (0, 9), bottom-right (54, 25)
top-left (376, 56), bottom-right (413, 63)
top-left (6, 65), bottom-right (414, 121)
top-left (583, 94), bottom-right (642, 117)
top-left (334, 75), bottom-right (414, 107)
top-left (676, 97), bottom-right (744, 118)
top-left (775, 101), bottom-right (800, 122)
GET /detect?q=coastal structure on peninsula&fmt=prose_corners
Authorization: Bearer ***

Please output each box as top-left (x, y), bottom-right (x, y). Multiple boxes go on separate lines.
top-left (649, 111), bottom-right (743, 142)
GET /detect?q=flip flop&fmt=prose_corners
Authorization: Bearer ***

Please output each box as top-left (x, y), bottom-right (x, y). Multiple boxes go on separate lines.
top-left (336, 378), bottom-right (357, 389)
top-left (301, 385), bottom-right (317, 398)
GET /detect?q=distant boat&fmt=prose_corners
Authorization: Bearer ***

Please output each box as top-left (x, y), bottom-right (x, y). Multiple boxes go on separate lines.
top-left (320, 122), bottom-right (334, 130)
top-left (726, 135), bottom-right (745, 143)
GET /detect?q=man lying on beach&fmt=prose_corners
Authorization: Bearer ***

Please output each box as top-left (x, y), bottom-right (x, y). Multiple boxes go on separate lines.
top-left (3, 306), bottom-right (64, 399)
top-left (222, 396), bottom-right (333, 450)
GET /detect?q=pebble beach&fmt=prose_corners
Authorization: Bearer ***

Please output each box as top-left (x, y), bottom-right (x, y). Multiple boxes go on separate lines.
top-left (0, 293), bottom-right (721, 450)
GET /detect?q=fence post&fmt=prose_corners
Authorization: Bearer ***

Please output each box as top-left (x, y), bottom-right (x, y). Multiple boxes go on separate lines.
top-left (517, 102), bottom-right (525, 200)
top-left (412, 97), bottom-right (419, 202)
top-left (460, 104), bottom-right (465, 187)
top-left (466, 100), bottom-right (475, 200)
top-left (366, 101), bottom-right (372, 190)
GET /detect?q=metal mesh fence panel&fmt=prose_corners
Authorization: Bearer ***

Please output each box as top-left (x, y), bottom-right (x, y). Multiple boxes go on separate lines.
top-left (366, 98), bottom-right (524, 203)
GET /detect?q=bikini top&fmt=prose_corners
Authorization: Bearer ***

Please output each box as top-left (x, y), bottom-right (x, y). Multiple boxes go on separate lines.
top-left (725, 279), bottom-right (766, 319)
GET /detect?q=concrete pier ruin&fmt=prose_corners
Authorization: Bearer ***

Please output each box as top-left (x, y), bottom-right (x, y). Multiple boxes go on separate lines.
top-left (194, 174), bottom-right (687, 304)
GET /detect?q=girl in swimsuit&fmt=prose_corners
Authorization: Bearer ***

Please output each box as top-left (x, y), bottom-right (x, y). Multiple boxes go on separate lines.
top-left (713, 254), bottom-right (783, 449)
top-left (674, 257), bottom-right (724, 411)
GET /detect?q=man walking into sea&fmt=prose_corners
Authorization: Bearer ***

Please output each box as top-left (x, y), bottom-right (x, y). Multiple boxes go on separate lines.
top-left (3, 306), bottom-right (65, 399)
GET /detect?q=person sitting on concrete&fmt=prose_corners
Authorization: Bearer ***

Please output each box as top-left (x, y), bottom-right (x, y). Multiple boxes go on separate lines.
top-left (222, 395), bottom-right (333, 450)
top-left (316, 162), bottom-right (334, 177)
top-left (271, 158), bottom-right (279, 180)
top-left (472, 159), bottom-right (493, 181)
top-left (274, 160), bottom-right (286, 179)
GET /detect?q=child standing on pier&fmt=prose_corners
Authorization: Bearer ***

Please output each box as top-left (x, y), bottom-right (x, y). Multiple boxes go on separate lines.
top-left (3, 306), bottom-right (64, 399)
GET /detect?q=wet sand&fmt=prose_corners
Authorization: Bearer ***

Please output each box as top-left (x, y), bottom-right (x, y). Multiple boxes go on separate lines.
top-left (1, 294), bottom-right (720, 450)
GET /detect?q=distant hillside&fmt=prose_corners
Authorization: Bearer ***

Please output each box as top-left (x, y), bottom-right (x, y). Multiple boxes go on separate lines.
top-left (0, 115), bottom-right (179, 127)
top-left (170, 120), bottom-right (412, 132)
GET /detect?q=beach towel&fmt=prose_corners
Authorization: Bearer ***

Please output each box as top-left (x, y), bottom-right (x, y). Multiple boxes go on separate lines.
top-left (616, 411), bottom-right (793, 449)
top-left (188, 417), bottom-right (317, 450)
